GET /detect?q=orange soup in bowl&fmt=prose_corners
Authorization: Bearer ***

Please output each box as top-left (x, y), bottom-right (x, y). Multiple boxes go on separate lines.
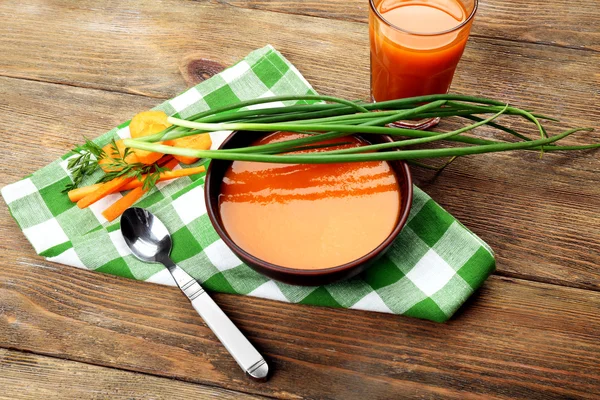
top-left (218, 132), bottom-right (401, 270)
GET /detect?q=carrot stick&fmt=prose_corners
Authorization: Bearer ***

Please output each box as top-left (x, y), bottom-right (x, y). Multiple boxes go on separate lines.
top-left (138, 165), bottom-right (206, 182)
top-left (68, 157), bottom-right (177, 202)
top-left (100, 159), bottom-right (191, 221)
top-left (117, 165), bottom-right (205, 191)
top-left (101, 186), bottom-right (146, 222)
top-left (68, 165), bottom-right (205, 202)
top-left (68, 184), bottom-right (101, 202)
top-left (164, 134), bottom-right (212, 165)
top-left (77, 177), bottom-right (133, 209)
top-left (99, 158), bottom-right (180, 221)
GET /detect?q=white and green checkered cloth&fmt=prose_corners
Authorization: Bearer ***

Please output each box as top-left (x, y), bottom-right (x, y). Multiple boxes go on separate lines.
top-left (2, 45), bottom-right (495, 322)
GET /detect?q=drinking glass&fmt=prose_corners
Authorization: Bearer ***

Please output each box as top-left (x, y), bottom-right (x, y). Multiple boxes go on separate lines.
top-left (369, 0), bottom-right (478, 128)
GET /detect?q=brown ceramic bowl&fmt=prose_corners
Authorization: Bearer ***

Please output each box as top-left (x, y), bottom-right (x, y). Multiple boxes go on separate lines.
top-left (204, 132), bottom-right (413, 286)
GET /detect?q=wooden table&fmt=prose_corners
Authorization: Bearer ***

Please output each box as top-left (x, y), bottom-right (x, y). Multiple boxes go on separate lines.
top-left (1, 0), bottom-right (599, 398)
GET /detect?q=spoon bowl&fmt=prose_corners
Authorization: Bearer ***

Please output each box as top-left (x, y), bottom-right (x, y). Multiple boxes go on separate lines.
top-left (121, 208), bottom-right (172, 263)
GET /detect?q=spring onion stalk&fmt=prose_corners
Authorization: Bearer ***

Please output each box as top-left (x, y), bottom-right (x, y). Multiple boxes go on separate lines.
top-left (197, 103), bottom-right (344, 123)
top-left (298, 106), bottom-right (509, 156)
top-left (124, 128), bottom-right (595, 164)
top-left (199, 101), bottom-right (532, 126)
top-left (217, 102), bottom-right (450, 156)
top-left (408, 157), bottom-right (458, 171)
top-left (161, 107), bottom-right (547, 143)
top-left (193, 94), bottom-right (553, 125)
top-left (163, 119), bottom-right (484, 137)
top-left (287, 100), bottom-right (445, 125)
top-left (153, 106), bottom-right (503, 158)
top-left (187, 94), bottom-right (370, 120)
top-left (156, 101), bottom-right (452, 144)
top-left (536, 143), bottom-right (600, 151)
top-left (460, 114), bottom-right (531, 141)
top-left (135, 94), bottom-right (546, 143)
top-left (446, 101), bottom-right (546, 139)
top-left (182, 93), bottom-right (502, 124)
top-left (138, 96), bottom-right (366, 143)
top-left (119, 93), bottom-right (596, 166)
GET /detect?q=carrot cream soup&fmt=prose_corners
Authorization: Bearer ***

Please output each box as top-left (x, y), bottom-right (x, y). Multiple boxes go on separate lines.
top-left (218, 132), bottom-right (401, 270)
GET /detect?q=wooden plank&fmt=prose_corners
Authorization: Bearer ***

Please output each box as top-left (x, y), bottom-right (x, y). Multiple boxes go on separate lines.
top-left (0, 0), bottom-right (598, 113)
top-left (1, 68), bottom-right (599, 291)
top-left (0, 348), bottom-right (266, 400)
top-left (0, 78), bottom-right (162, 174)
top-left (0, 255), bottom-right (599, 399)
top-left (217, 0), bottom-right (600, 52)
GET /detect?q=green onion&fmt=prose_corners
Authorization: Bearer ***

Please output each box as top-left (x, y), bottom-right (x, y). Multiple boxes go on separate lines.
top-left (120, 94), bottom-right (596, 166)
top-left (300, 105), bottom-right (509, 156)
top-left (125, 128), bottom-right (594, 164)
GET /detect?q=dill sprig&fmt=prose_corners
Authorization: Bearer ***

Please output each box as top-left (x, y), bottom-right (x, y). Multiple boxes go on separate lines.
top-left (65, 138), bottom-right (168, 193)
top-left (62, 139), bottom-right (105, 193)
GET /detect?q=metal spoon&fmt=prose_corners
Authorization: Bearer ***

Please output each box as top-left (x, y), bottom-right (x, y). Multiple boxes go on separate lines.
top-left (120, 207), bottom-right (269, 381)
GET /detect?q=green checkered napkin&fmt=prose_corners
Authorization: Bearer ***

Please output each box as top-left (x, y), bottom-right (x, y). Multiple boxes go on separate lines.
top-left (2, 45), bottom-right (495, 322)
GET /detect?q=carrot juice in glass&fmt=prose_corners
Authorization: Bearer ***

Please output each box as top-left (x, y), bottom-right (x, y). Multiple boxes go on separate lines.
top-left (369, 0), bottom-right (478, 128)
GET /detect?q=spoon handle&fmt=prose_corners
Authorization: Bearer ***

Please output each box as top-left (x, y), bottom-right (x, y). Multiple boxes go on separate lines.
top-left (167, 260), bottom-right (269, 381)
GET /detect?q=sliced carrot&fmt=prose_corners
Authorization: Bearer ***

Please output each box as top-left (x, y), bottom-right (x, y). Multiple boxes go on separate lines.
top-left (133, 148), bottom-right (164, 165)
top-left (102, 186), bottom-right (147, 222)
top-left (129, 110), bottom-right (172, 165)
top-left (77, 177), bottom-right (133, 209)
top-left (129, 111), bottom-right (171, 139)
top-left (98, 140), bottom-right (139, 173)
top-left (164, 133), bottom-right (212, 164)
top-left (68, 165), bottom-right (205, 202)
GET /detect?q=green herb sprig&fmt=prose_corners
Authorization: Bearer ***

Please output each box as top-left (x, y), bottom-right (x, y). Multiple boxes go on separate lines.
top-left (62, 139), bottom-right (105, 193)
top-left (65, 139), bottom-right (168, 192)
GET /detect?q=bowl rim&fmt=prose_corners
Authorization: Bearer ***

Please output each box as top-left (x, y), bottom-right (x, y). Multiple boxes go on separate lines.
top-left (204, 131), bottom-right (413, 277)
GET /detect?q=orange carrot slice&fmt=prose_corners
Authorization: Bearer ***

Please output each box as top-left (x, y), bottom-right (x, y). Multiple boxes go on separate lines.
top-left (101, 186), bottom-right (147, 222)
top-left (77, 177), bottom-right (133, 209)
top-left (129, 111), bottom-right (171, 139)
top-left (99, 140), bottom-right (139, 173)
top-left (164, 133), bottom-right (212, 164)
top-left (129, 111), bottom-right (172, 165)
top-left (134, 149), bottom-right (164, 165)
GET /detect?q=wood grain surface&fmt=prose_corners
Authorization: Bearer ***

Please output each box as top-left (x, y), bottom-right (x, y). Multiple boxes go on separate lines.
top-left (0, 255), bottom-right (599, 399)
top-left (0, 0), bottom-right (599, 398)
top-left (0, 349), bottom-right (266, 400)
top-left (217, 0), bottom-right (600, 52)
top-left (0, 0), bottom-right (598, 108)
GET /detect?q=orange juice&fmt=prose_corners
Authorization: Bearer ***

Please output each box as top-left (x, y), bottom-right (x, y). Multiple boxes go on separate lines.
top-left (219, 132), bottom-right (401, 270)
top-left (369, 0), bottom-right (477, 102)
